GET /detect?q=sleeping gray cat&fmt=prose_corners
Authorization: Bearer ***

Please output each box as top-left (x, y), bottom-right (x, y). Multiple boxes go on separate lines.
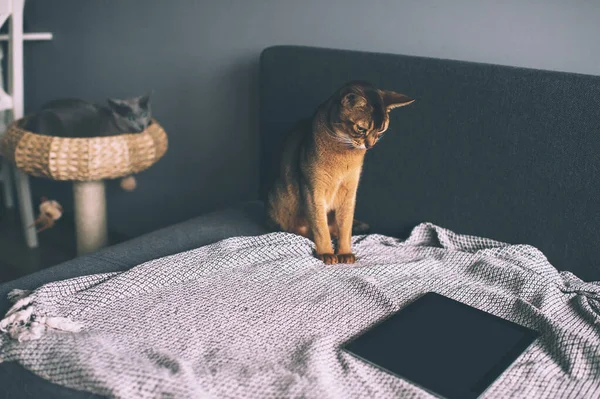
top-left (24, 93), bottom-right (152, 138)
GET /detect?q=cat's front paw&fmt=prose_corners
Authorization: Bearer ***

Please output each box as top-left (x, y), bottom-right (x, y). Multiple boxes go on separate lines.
top-left (317, 253), bottom-right (338, 265)
top-left (337, 253), bottom-right (356, 264)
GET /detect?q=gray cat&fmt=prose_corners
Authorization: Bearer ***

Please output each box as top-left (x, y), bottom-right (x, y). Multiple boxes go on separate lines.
top-left (24, 93), bottom-right (152, 138)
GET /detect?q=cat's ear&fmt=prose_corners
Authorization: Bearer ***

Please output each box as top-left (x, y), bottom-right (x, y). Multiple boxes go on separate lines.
top-left (380, 90), bottom-right (415, 111)
top-left (341, 92), bottom-right (367, 109)
top-left (139, 91), bottom-right (153, 108)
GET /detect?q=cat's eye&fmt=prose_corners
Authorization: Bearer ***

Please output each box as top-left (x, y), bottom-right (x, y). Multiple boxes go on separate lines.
top-left (356, 126), bottom-right (367, 134)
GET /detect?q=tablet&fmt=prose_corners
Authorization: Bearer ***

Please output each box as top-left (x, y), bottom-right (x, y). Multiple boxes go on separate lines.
top-left (342, 292), bottom-right (538, 399)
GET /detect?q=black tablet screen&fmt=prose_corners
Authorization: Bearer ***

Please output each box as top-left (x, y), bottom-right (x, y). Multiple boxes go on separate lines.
top-left (342, 292), bottom-right (538, 399)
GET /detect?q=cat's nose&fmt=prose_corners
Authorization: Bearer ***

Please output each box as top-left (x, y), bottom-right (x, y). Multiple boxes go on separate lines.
top-left (365, 142), bottom-right (372, 149)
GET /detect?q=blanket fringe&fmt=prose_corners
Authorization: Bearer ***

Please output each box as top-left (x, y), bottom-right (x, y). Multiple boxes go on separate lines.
top-left (0, 289), bottom-right (83, 342)
top-left (7, 289), bottom-right (32, 302)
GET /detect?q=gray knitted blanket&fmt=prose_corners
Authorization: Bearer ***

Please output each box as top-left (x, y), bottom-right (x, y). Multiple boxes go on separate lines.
top-left (1, 223), bottom-right (599, 398)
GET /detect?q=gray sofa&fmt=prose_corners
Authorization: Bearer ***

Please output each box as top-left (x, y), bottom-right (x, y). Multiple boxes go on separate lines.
top-left (1, 45), bottom-right (599, 397)
top-left (0, 201), bottom-right (268, 398)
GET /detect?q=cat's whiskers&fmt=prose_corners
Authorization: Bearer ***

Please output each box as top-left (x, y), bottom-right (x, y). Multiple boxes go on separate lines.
top-left (336, 136), bottom-right (357, 150)
top-left (328, 122), bottom-right (359, 149)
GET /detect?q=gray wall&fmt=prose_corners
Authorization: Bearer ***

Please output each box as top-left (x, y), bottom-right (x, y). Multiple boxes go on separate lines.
top-left (21, 0), bottom-right (600, 238)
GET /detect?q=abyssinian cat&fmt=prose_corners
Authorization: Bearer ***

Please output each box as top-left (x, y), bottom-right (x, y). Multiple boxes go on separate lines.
top-left (266, 81), bottom-right (414, 264)
top-left (24, 93), bottom-right (152, 138)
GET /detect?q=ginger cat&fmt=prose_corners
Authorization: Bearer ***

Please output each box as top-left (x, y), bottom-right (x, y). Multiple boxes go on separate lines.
top-left (266, 81), bottom-right (414, 264)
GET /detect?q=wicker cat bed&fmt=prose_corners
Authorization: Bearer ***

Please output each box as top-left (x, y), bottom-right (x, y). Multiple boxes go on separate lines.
top-left (0, 117), bottom-right (168, 255)
top-left (0, 117), bottom-right (168, 181)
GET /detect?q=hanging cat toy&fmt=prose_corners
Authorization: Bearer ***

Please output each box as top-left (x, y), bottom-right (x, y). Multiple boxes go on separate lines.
top-left (31, 197), bottom-right (63, 233)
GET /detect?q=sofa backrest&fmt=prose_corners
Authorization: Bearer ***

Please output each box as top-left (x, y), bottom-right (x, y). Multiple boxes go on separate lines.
top-left (259, 45), bottom-right (600, 281)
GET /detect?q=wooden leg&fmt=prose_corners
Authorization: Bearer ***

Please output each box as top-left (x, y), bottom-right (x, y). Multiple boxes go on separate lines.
top-left (14, 168), bottom-right (37, 248)
top-left (1, 159), bottom-right (14, 208)
top-left (8, 1), bottom-right (36, 247)
top-left (73, 180), bottom-right (108, 255)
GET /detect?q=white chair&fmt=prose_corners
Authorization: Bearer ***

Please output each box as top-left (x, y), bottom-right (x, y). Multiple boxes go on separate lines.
top-left (0, 0), bottom-right (51, 248)
top-left (0, 42), bottom-right (15, 210)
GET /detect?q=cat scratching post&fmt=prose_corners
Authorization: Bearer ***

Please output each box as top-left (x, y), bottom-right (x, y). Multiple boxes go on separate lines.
top-left (0, 118), bottom-right (168, 256)
top-left (73, 181), bottom-right (107, 255)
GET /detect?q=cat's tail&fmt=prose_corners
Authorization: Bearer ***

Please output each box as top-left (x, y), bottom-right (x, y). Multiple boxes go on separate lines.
top-left (352, 219), bottom-right (371, 235)
top-left (265, 215), bottom-right (282, 232)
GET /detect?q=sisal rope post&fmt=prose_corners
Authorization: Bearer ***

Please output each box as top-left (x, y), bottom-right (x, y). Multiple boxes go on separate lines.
top-left (73, 180), bottom-right (108, 255)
